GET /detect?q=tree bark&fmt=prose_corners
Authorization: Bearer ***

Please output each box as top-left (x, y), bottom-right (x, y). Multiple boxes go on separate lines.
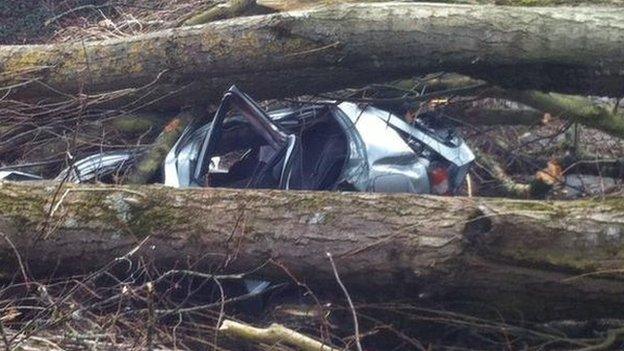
top-left (507, 90), bottom-right (624, 138)
top-left (180, 0), bottom-right (258, 26)
top-left (258, 0), bottom-right (624, 10)
top-left (126, 112), bottom-right (192, 184)
top-left (218, 319), bottom-right (341, 351)
top-left (396, 74), bottom-right (624, 138)
top-left (1, 3), bottom-right (623, 109)
top-left (0, 181), bottom-right (623, 320)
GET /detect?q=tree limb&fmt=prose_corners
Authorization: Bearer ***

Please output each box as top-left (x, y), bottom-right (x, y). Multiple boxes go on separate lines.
top-left (409, 74), bottom-right (624, 138)
top-left (179, 0), bottom-right (257, 26)
top-left (126, 112), bottom-right (192, 184)
top-left (219, 319), bottom-right (341, 351)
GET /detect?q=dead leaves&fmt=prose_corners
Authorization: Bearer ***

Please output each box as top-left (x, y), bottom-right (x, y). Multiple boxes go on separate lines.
top-left (536, 159), bottom-right (564, 186)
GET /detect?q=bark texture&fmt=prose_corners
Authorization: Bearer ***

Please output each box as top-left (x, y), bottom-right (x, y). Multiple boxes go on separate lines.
top-left (180, 0), bottom-right (257, 26)
top-left (0, 181), bottom-right (623, 319)
top-left (127, 112), bottom-right (192, 184)
top-left (507, 90), bottom-right (624, 138)
top-left (1, 3), bottom-right (623, 109)
top-left (218, 319), bottom-right (341, 351)
top-left (406, 74), bottom-right (624, 138)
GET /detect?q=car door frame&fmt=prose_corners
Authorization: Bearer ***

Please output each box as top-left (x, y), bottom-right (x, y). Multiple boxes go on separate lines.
top-left (193, 86), bottom-right (298, 188)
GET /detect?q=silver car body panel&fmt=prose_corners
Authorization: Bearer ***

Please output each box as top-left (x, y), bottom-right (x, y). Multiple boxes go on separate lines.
top-left (337, 103), bottom-right (474, 167)
top-left (164, 124), bottom-right (210, 187)
top-left (56, 151), bottom-right (139, 183)
top-left (334, 102), bottom-right (475, 192)
top-left (332, 103), bottom-right (430, 193)
top-left (0, 170), bottom-right (42, 181)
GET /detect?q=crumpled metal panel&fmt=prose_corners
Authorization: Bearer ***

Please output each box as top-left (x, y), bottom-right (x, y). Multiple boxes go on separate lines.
top-left (334, 102), bottom-right (475, 193)
top-left (0, 170), bottom-right (42, 181)
top-left (56, 151), bottom-right (140, 183)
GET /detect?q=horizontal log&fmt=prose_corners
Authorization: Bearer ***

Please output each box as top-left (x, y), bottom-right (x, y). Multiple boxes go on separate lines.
top-left (0, 181), bottom-right (623, 320)
top-left (1, 3), bottom-right (623, 109)
top-left (258, 0), bottom-right (624, 10)
top-left (393, 74), bottom-right (624, 138)
top-left (508, 90), bottom-right (624, 139)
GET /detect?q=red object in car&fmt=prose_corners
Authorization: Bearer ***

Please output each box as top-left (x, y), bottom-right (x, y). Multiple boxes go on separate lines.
top-left (429, 166), bottom-right (450, 195)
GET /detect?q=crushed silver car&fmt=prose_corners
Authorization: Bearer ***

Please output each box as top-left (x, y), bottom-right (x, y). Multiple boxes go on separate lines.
top-left (7, 86), bottom-right (474, 194)
top-left (163, 86), bottom-right (474, 195)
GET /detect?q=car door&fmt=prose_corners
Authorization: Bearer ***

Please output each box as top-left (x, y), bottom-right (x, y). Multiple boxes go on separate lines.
top-left (190, 86), bottom-right (297, 189)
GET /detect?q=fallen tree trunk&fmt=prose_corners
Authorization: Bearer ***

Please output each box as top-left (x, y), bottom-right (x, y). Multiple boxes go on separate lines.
top-left (507, 90), bottom-right (624, 138)
top-left (383, 74), bottom-right (624, 138)
top-left (2, 3), bottom-right (624, 109)
top-left (258, 0), bottom-right (624, 10)
top-left (126, 112), bottom-right (193, 184)
top-left (0, 181), bottom-right (623, 320)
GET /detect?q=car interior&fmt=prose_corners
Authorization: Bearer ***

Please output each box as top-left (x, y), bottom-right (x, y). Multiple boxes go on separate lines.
top-left (204, 103), bottom-right (349, 191)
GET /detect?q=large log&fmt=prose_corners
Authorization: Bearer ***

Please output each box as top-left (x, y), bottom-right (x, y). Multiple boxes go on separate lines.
top-left (380, 74), bottom-right (624, 138)
top-left (1, 3), bottom-right (623, 109)
top-left (0, 181), bottom-right (623, 320)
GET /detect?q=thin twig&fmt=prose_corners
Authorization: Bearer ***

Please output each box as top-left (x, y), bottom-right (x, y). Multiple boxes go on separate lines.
top-left (146, 282), bottom-right (155, 351)
top-left (44, 3), bottom-right (113, 26)
top-left (0, 232), bottom-right (30, 287)
top-left (327, 252), bottom-right (363, 351)
top-left (212, 277), bottom-right (225, 351)
top-left (0, 318), bottom-right (10, 351)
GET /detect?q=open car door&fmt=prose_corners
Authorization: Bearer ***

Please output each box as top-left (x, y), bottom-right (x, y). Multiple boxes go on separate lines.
top-left (165, 86), bottom-right (297, 189)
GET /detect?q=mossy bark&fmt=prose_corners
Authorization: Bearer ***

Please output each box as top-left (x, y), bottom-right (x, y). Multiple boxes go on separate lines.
top-left (258, 0), bottom-right (624, 10)
top-left (0, 181), bottom-right (623, 319)
top-left (412, 74), bottom-right (624, 138)
top-left (180, 0), bottom-right (257, 26)
top-left (472, 146), bottom-right (535, 197)
top-left (508, 91), bottom-right (624, 138)
top-left (126, 112), bottom-right (192, 184)
top-left (1, 3), bottom-right (623, 109)
top-left (445, 106), bottom-right (544, 126)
